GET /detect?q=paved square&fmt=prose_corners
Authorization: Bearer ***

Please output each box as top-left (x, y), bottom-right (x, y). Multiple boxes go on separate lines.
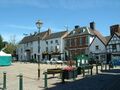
top-left (0, 62), bottom-right (65, 90)
top-left (0, 62), bottom-right (120, 90)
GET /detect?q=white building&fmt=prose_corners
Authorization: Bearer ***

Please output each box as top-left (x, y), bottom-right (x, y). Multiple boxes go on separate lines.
top-left (17, 29), bottom-right (68, 62)
top-left (106, 32), bottom-right (120, 61)
top-left (89, 31), bottom-right (107, 61)
top-left (106, 24), bottom-right (120, 62)
top-left (42, 30), bottom-right (68, 60)
top-left (17, 30), bottom-right (50, 62)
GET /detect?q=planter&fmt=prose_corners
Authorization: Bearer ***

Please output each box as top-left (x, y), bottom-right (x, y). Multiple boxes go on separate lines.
top-left (77, 67), bottom-right (81, 75)
top-left (63, 69), bottom-right (77, 79)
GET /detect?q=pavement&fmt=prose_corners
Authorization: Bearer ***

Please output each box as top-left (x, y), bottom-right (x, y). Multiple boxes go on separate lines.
top-left (0, 62), bottom-right (120, 90)
top-left (47, 69), bottom-right (120, 90)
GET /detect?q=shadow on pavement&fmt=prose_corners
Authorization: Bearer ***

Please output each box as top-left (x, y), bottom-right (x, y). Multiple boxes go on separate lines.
top-left (45, 69), bottom-right (120, 90)
top-left (101, 69), bottom-right (120, 73)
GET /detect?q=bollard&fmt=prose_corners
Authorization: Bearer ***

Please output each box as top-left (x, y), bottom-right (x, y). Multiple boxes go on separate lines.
top-left (90, 68), bottom-right (93, 75)
top-left (83, 67), bottom-right (85, 77)
top-left (73, 70), bottom-right (75, 81)
top-left (105, 64), bottom-right (107, 70)
top-left (101, 63), bottom-right (103, 71)
top-left (19, 74), bottom-right (23, 90)
top-left (62, 72), bottom-right (65, 83)
top-left (44, 72), bottom-right (48, 88)
top-left (96, 64), bottom-right (98, 74)
top-left (3, 72), bottom-right (7, 90)
top-left (109, 64), bottom-right (110, 70)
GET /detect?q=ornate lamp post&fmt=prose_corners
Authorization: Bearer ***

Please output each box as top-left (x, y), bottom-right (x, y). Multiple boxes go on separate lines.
top-left (36, 20), bottom-right (43, 80)
top-left (57, 43), bottom-right (61, 61)
top-left (57, 43), bottom-right (59, 52)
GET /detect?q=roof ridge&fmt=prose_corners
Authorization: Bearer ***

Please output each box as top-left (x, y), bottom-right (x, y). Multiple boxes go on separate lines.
top-left (93, 30), bottom-right (107, 44)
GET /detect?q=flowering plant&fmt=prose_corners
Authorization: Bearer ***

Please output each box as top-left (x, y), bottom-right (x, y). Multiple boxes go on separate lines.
top-left (63, 66), bottom-right (75, 71)
top-left (67, 60), bottom-right (75, 66)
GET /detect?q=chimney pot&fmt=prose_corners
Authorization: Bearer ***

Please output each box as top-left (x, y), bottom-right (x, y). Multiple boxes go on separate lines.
top-left (110, 24), bottom-right (120, 36)
top-left (75, 25), bottom-right (80, 29)
top-left (90, 22), bottom-right (95, 30)
top-left (48, 28), bottom-right (51, 35)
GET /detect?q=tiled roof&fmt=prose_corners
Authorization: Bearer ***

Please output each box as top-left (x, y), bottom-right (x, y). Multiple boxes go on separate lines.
top-left (44, 31), bottom-right (68, 40)
top-left (106, 32), bottom-right (120, 45)
top-left (105, 36), bottom-right (111, 42)
top-left (65, 27), bottom-right (95, 38)
top-left (64, 26), bottom-right (107, 45)
top-left (19, 31), bottom-right (49, 44)
top-left (93, 30), bottom-right (107, 45)
top-left (115, 32), bottom-right (120, 36)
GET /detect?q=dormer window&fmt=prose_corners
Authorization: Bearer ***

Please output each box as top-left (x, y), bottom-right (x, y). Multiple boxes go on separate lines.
top-left (80, 29), bottom-right (83, 33)
top-left (73, 31), bottom-right (75, 34)
top-left (83, 28), bottom-right (86, 32)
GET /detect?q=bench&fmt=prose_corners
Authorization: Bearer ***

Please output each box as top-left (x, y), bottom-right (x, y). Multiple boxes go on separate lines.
top-left (46, 68), bottom-right (62, 77)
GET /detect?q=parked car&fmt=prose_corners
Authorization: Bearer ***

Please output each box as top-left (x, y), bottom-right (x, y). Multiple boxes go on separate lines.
top-left (56, 60), bottom-right (63, 64)
top-left (50, 58), bottom-right (57, 64)
top-left (50, 58), bottom-right (63, 64)
top-left (41, 59), bottom-right (50, 64)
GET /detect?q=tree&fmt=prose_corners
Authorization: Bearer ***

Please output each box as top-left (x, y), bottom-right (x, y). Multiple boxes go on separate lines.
top-left (3, 35), bottom-right (18, 55)
top-left (4, 43), bottom-right (17, 54)
top-left (0, 35), bottom-right (4, 50)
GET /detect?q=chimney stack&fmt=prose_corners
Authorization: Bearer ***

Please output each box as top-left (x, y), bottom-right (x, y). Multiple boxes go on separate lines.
top-left (110, 24), bottom-right (120, 36)
top-left (48, 28), bottom-right (51, 35)
top-left (75, 25), bottom-right (80, 29)
top-left (90, 22), bottom-right (95, 30)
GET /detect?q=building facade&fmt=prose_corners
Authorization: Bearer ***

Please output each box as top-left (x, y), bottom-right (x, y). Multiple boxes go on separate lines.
top-left (64, 22), bottom-right (98, 59)
top-left (17, 23), bottom-right (120, 63)
top-left (89, 31), bottom-right (107, 62)
top-left (17, 29), bottom-right (68, 61)
top-left (42, 30), bottom-right (68, 60)
top-left (106, 31), bottom-right (120, 61)
top-left (17, 30), bottom-right (50, 62)
top-left (106, 24), bottom-right (120, 63)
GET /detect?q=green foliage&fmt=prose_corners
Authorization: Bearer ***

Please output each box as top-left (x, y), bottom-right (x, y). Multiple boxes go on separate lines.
top-left (3, 43), bottom-right (17, 54)
top-left (30, 59), bottom-right (37, 63)
top-left (0, 35), bottom-right (4, 50)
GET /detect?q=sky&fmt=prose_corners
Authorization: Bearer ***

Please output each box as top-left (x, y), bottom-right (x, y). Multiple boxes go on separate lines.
top-left (0, 0), bottom-right (120, 43)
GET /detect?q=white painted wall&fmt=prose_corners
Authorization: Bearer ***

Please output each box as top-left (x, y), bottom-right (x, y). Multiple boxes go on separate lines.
top-left (44, 38), bottom-right (65, 59)
top-left (89, 37), bottom-right (106, 53)
top-left (89, 36), bottom-right (94, 45)
top-left (17, 44), bottom-right (25, 61)
top-left (107, 34), bottom-right (120, 53)
top-left (17, 31), bottom-right (68, 61)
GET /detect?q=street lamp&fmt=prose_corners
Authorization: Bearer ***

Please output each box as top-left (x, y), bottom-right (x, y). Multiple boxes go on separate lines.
top-left (36, 20), bottom-right (43, 80)
top-left (57, 43), bottom-right (59, 52)
top-left (36, 20), bottom-right (43, 33)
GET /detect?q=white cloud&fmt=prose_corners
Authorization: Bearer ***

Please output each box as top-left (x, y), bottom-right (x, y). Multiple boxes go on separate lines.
top-left (7, 24), bottom-right (35, 30)
top-left (2, 33), bottom-right (22, 43)
top-left (0, 0), bottom-right (49, 8)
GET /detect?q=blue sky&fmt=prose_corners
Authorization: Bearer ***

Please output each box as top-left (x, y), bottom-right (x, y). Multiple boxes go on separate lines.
top-left (0, 0), bottom-right (120, 42)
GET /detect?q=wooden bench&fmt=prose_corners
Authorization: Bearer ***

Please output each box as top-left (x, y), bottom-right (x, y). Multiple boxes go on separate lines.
top-left (46, 68), bottom-right (62, 77)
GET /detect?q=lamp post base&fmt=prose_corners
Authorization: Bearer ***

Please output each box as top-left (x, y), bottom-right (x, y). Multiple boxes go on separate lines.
top-left (38, 69), bottom-right (40, 80)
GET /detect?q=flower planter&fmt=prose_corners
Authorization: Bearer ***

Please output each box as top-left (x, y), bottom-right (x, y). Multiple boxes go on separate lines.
top-left (77, 67), bottom-right (81, 75)
top-left (63, 69), bottom-right (77, 79)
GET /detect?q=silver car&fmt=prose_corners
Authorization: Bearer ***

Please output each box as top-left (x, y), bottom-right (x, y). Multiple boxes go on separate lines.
top-left (50, 58), bottom-right (63, 64)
